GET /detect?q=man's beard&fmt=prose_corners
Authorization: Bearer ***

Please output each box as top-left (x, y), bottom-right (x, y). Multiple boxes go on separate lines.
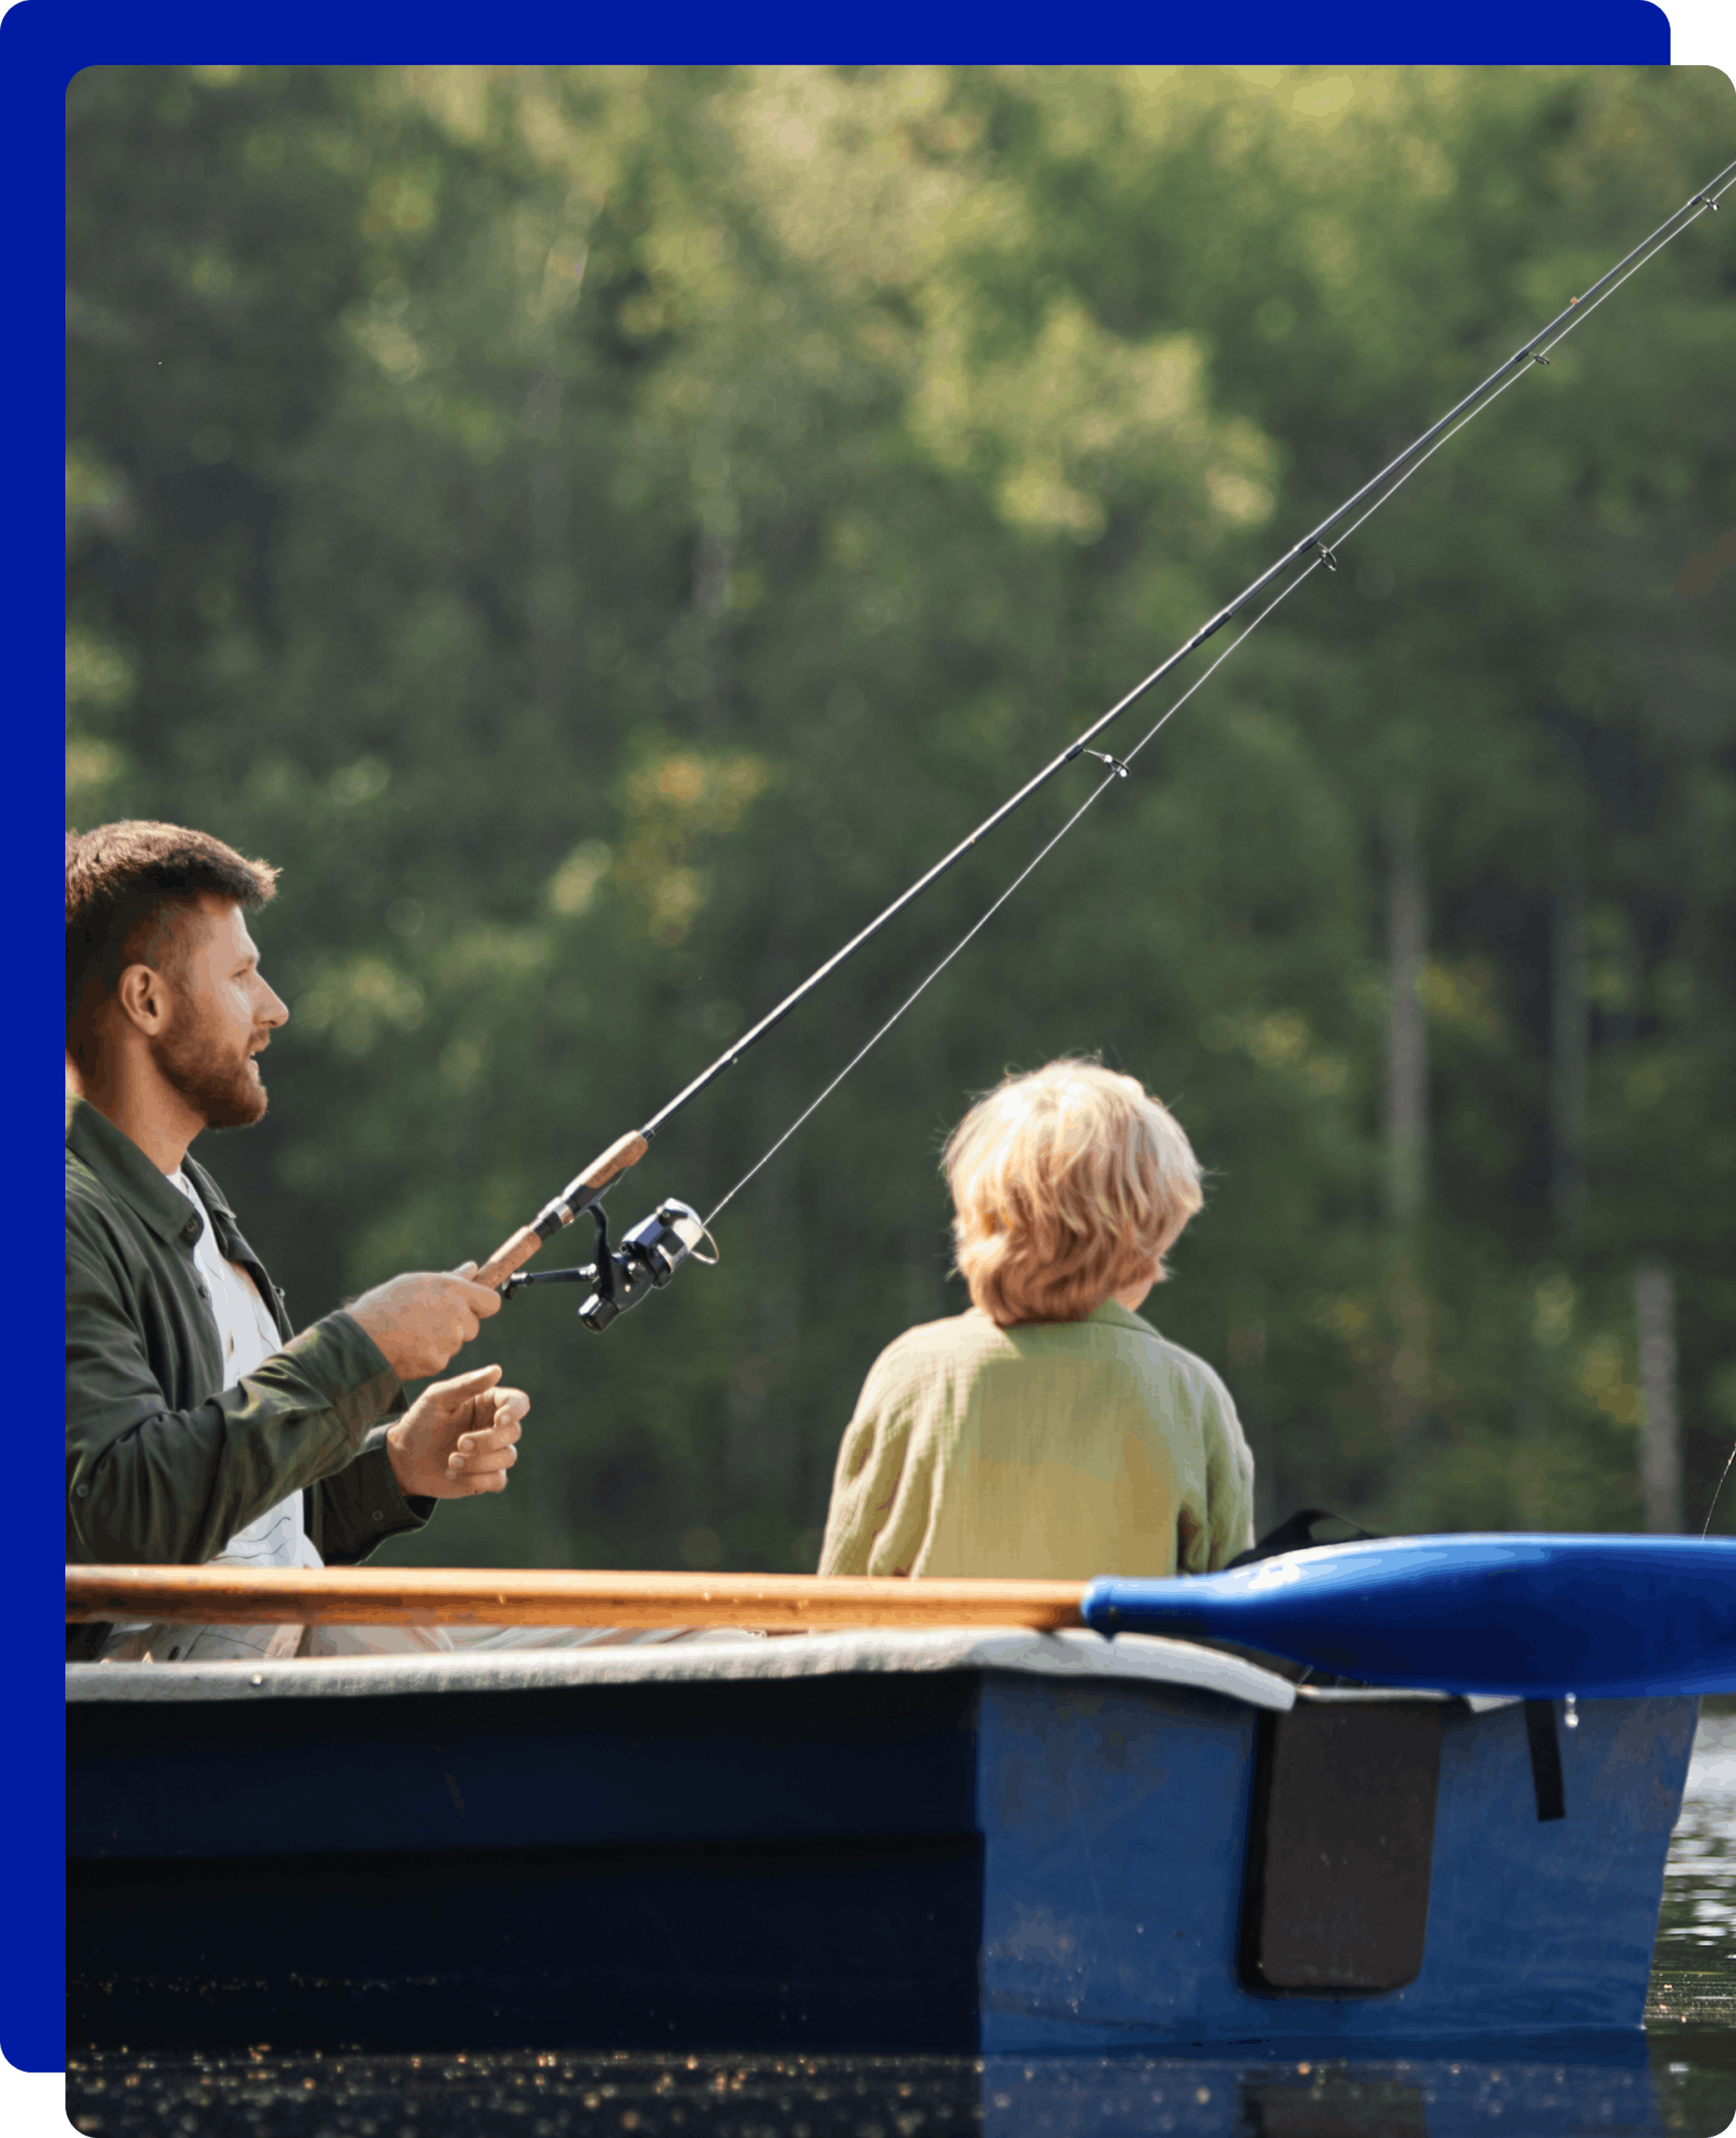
top-left (152, 1014), bottom-right (269, 1132)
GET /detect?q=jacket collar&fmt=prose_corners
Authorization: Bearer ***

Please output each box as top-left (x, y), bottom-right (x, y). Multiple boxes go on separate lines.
top-left (66, 1090), bottom-right (208, 1251)
top-left (969, 1299), bottom-right (1164, 1336)
top-left (1087, 1298), bottom-right (1160, 1337)
top-left (183, 1152), bottom-right (268, 1278)
top-left (183, 1151), bottom-right (237, 1219)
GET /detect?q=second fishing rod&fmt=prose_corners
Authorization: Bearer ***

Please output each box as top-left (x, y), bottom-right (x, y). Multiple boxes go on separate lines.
top-left (476, 154), bottom-right (1736, 1333)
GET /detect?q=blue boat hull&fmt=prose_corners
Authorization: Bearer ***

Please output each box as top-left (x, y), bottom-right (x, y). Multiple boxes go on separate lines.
top-left (65, 1635), bottom-right (1696, 2054)
top-left (977, 1678), bottom-right (1690, 2049)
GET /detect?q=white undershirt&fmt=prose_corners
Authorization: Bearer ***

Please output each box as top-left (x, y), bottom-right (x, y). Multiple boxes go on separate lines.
top-left (99, 1172), bottom-right (325, 1663)
top-left (171, 1166), bottom-right (322, 1572)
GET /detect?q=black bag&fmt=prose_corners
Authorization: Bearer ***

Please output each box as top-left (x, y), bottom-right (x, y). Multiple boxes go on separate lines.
top-left (1225, 1506), bottom-right (1381, 1572)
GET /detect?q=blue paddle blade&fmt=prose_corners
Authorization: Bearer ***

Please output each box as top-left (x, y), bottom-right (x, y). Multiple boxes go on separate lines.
top-left (1081, 1534), bottom-right (1736, 1697)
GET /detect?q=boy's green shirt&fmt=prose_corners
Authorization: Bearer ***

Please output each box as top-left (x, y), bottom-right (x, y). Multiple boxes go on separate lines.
top-left (65, 1093), bottom-right (432, 1659)
top-left (819, 1300), bottom-right (1254, 1581)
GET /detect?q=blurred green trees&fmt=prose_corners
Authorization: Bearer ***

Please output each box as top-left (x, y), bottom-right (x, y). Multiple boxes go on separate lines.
top-left (66, 65), bottom-right (1736, 1567)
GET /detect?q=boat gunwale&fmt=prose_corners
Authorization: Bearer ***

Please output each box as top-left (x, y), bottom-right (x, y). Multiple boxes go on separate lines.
top-left (66, 1625), bottom-right (1303, 1709)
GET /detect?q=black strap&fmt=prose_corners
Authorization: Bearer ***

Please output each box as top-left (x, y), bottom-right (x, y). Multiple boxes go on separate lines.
top-left (1524, 1699), bottom-right (1567, 1822)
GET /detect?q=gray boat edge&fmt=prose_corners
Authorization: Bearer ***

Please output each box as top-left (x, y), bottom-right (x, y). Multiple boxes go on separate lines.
top-left (66, 1625), bottom-right (1528, 1709)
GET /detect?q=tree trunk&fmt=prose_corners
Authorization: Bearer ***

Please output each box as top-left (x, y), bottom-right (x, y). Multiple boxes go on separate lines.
top-left (726, 902), bottom-right (799, 1497)
top-left (1379, 805), bottom-right (1430, 1515)
top-left (691, 448), bottom-right (736, 726)
top-left (524, 366), bottom-right (573, 731)
top-left (1550, 874), bottom-right (1588, 1231)
top-left (1635, 1257), bottom-right (1681, 1534)
top-left (1383, 801), bottom-right (1427, 1226)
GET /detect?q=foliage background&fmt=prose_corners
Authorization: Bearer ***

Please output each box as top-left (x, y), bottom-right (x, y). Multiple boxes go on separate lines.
top-left (66, 64), bottom-right (1736, 1570)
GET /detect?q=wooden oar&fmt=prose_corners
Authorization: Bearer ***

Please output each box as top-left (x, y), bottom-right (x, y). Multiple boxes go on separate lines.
top-left (66, 1565), bottom-right (1085, 1632)
top-left (1085, 1534), bottom-right (1736, 1698)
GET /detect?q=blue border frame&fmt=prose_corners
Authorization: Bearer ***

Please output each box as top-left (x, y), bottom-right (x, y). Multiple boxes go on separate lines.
top-left (13, 0), bottom-right (1694, 2086)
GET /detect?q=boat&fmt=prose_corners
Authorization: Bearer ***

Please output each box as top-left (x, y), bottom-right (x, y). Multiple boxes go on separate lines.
top-left (66, 1538), bottom-right (1729, 2057)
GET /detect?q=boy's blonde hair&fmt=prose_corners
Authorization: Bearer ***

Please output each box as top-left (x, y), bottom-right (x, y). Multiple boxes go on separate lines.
top-left (943, 1059), bottom-right (1203, 1328)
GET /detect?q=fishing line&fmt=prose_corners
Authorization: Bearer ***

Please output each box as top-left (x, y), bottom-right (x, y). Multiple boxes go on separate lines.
top-left (703, 176), bottom-right (1730, 1224)
top-left (705, 576), bottom-right (1297, 1224)
top-left (631, 158), bottom-right (1736, 1165)
top-left (704, 552), bottom-right (1345, 1225)
top-left (1703, 1441), bottom-right (1736, 1541)
top-left (484, 159), bottom-right (1735, 1310)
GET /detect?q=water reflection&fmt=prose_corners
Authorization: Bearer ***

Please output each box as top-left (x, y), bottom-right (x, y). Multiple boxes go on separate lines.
top-left (1656, 1709), bottom-right (1736, 1972)
top-left (66, 1713), bottom-right (1736, 2138)
top-left (989, 2044), bottom-right (1667, 2134)
top-left (59, 2044), bottom-right (1679, 2138)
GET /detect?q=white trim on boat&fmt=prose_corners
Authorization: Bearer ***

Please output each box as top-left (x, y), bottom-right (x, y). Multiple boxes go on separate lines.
top-left (66, 1626), bottom-right (1302, 1710)
top-left (1298, 1685), bottom-right (1524, 1710)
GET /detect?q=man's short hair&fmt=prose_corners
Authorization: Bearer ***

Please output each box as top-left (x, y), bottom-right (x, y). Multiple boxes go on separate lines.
top-left (66, 821), bottom-right (279, 1062)
top-left (943, 1058), bottom-right (1205, 1328)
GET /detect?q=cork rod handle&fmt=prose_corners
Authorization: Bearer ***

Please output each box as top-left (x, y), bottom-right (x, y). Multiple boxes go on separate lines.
top-left (474, 1130), bottom-right (650, 1289)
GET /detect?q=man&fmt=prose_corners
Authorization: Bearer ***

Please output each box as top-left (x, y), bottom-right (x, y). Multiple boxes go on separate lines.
top-left (66, 821), bottom-right (523, 1662)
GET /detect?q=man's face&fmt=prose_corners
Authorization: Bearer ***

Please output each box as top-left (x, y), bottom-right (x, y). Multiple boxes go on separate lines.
top-left (150, 896), bottom-right (289, 1131)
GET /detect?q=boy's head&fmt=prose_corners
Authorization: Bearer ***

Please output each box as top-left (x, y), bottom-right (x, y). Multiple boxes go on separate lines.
top-left (943, 1058), bottom-right (1204, 1328)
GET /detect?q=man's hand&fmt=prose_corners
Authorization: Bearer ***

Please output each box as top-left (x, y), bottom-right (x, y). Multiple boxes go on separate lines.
top-left (385, 1364), bottom-right (526, 1500)
top-left (347, 1263), bottom-right (501, 1382)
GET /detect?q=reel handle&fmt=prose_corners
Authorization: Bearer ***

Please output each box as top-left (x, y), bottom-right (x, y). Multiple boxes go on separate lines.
top-left (474, 1129), bottom-right (650, 1290)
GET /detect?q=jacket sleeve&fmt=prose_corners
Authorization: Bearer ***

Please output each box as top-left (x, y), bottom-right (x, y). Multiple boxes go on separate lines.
top-left (67, 1223), bottom-right (410, 1567)
top-left (307, 1427), bottom-right (436, 1566)
top-left (1203, 1371), bottom-right (1257, 1572)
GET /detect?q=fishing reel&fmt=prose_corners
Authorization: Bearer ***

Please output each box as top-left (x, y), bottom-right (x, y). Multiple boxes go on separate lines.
top-left (503, 1197), bottom-right (718, 1331)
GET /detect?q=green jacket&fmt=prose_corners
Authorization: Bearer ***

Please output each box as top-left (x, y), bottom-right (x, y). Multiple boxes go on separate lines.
top-left (65, 1093), bottom-right (433, 1659)
top-left (818, 1299), bottom-right (1255, 1581)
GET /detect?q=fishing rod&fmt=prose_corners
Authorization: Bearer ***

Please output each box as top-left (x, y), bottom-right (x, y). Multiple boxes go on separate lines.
top-left (481, 156), bottom-right (1736, 1334)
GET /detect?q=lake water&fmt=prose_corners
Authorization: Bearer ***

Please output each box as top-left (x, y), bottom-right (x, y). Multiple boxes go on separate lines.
top-left (1647, 1704), bottom-right (1736, 2135)
top-left (66, 1708), bottom-right (1736, 2138)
